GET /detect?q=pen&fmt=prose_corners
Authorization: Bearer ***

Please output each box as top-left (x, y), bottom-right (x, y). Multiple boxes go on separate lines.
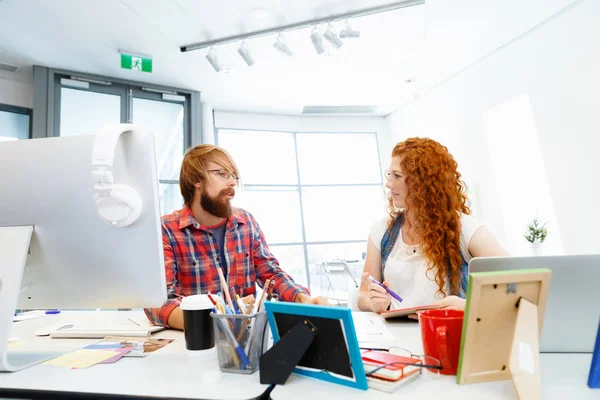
top-left (216, 267), bottom-right (236, 312)
top-left (256, 279), bottom-right (270, 313)
top-left (45, 310), bottom-right (60, 315)
top-left (367, 275), bottom-right (403, 303)
top-left (215, 317), bottom-right (250, 367)
top-left (230, 288), bottom-right (240, 314)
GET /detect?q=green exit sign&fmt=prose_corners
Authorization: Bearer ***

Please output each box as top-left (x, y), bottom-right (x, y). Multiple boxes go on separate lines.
top-left (121, 54), bottom-right (152, 73)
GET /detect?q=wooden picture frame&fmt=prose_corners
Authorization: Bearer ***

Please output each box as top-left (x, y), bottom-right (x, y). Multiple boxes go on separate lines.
top-left (457, 269), bottom-right (552, 400)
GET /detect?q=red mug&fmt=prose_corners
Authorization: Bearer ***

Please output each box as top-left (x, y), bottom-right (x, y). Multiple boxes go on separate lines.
top-left (417, 309), bottom-right (464, 375)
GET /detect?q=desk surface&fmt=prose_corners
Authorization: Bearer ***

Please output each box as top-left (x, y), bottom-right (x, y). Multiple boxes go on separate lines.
top-left (1, 311), bottom-right (597, 399)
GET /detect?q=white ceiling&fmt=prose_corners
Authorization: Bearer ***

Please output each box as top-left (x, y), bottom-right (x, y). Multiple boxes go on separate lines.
top-left (0, 0), bottom-right (425, 116)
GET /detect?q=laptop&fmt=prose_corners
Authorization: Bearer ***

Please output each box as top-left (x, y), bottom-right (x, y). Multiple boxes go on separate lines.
top-left (469, 254), bottom-right (600, 353)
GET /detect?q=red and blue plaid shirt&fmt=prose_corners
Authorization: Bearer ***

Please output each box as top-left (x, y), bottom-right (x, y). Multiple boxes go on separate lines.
top-left (145, 206), bottom-right (309, 326)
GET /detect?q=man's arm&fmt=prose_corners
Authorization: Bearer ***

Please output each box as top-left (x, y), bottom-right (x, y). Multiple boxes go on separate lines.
top-left (144, 228), bottom-right (184, 328)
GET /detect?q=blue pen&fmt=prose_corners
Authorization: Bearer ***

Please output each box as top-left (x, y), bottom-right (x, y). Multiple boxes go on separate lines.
top-left (230, 288), bottom-right (240, 314)
top-left (45, 310), bottom-right (60, 315)
top-left (215, 317), bottom-right (249, 367)
top-left (368, 276), bottom-right (403, 303)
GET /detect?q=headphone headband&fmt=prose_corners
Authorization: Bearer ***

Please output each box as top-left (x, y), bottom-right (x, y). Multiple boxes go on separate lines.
top-left (91, 124), bottom-right (144, 228)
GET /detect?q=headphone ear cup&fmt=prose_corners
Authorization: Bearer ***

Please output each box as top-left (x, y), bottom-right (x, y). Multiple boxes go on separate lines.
top-left (94, 184), bottom-right (143, 228)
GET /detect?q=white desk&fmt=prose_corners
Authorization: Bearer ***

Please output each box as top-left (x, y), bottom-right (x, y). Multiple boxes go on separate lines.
top-left (1, 311), bottom-right (596, 399)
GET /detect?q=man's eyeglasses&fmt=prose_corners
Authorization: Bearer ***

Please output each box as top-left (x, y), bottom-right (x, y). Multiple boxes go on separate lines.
top-left (208, 169), bottom-right (240, 183)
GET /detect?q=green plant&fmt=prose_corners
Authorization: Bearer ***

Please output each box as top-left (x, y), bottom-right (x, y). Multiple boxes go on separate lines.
top-left (524, 218), bottom-right (548, 243)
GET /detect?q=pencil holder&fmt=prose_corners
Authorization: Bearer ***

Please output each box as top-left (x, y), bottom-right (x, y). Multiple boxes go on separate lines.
top-left (211, 310), bottom-right (268, 374)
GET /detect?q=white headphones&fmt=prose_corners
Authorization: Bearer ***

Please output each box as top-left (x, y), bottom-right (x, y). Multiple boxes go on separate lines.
top-left (91, 124), bottom-right (143, 228)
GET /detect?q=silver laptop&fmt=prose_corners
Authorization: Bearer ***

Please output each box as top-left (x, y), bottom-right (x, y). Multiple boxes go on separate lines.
top-left (469, 254), bottom-right (600, 353)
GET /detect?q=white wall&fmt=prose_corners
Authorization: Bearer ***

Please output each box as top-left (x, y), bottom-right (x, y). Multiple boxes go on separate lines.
top-left (387, 0), bottom-right (599, 255)
top-left (214, 110), bottom-right (393, 173)
top-left (0, 74), bottom-right (33, 108)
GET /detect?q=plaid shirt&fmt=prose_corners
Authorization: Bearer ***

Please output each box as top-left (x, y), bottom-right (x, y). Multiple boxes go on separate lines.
top-left (144, 206), bottom-right (309, 326)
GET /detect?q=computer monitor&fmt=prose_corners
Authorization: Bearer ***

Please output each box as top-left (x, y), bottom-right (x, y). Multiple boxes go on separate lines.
top-left (0, 125), bottom-right (167, 371)
top-left (469, 255), bottom-right (600, 353)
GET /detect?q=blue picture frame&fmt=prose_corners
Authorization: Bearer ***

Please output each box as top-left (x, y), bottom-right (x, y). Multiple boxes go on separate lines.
top-left (264, 302), bottom-right (367, 390)
top-left (589, 320), bottom-right (600, 389)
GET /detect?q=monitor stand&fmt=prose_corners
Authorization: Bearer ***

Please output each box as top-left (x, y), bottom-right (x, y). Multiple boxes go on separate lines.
top-left (0, 226), bottom-right (60, 372)
top-left (509, 298), bottom-right (541, 400)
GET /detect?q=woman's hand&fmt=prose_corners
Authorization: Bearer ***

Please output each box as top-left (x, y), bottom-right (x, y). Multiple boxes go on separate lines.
top-left (361, 272), bottom-right (391, 313)
top-left (431, 295), bottom-right (466, 310)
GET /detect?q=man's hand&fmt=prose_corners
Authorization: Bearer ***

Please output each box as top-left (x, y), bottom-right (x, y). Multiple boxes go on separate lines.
top-left (361, 272), bottom-right (391, 313)
top-left (295, 293), bottom-right (329, 305)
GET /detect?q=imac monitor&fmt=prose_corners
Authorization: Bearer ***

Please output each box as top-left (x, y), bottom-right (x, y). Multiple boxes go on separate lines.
top-left (0, 126), bottom-right (167, 371)
top-left (469, 255), bottom-right (600, 353)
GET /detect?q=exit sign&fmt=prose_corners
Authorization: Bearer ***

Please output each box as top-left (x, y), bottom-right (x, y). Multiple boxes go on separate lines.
top-left (121, 54), bottom-right (152, 73)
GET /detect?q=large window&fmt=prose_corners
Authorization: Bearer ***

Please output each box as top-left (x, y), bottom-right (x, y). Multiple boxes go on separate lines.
top-left (0, 104), bottom-right (31, 141)
top-left (53, 75), bottom-right (192, 214)
top-left (218, 129), bottom-right (385, 290)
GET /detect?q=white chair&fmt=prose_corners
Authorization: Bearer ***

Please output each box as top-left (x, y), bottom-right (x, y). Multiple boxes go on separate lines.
top-left (319, 260), bottom-right (359, 307)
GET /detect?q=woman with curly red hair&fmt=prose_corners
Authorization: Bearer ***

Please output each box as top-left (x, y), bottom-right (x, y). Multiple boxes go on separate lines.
top-left (357, 137), bottom-right (507, 313)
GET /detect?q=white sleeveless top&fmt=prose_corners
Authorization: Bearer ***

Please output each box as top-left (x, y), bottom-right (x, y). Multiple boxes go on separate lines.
top-left (369, 214), bottom-right (483, 309)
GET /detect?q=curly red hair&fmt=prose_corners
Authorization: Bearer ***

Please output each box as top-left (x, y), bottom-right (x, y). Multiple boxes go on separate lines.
top-left (388, 137), bottom-right (470, 296)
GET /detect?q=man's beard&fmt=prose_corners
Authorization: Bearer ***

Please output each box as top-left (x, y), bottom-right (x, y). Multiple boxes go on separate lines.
top-left (200, 189), bottom-right (234, 218)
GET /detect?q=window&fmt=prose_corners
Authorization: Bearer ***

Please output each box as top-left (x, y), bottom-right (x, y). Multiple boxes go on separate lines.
top-left (53, 74), bottom-right (194, 214)
top-left (218, 129), bottom-right (385, 290)
top-left (0, 104), bottom-right (31, 141)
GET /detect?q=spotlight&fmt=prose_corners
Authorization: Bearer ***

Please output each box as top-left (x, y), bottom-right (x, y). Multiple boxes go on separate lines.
top-left (205, 47), bottom-right (222, 72)
top-left (237, 41), bottom-right (255, 66)
top-left (339, 20), bottom-right (361, 39)
top-left (273, 33), bottom-right (293, 56)
top-left (310, 27), bottom-right (325, 55)
top-left (323, 23), bottom-right (343, 49)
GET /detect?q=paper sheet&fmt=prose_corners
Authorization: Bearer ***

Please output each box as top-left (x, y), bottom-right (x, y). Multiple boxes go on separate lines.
top-left (352, 313), bottom-right (396, 344)
top-left (44, 349), bottom-right (120, 369)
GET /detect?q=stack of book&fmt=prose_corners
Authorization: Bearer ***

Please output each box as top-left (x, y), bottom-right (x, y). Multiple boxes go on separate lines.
top-left (361, 350), bottom-right (422, 393)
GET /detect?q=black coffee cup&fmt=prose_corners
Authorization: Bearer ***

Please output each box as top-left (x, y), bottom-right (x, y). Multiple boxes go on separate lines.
top-left (180, 294), bottom-right (215, 351)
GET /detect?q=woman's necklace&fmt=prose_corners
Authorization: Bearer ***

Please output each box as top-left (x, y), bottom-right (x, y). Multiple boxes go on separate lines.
top-left (401, 225), bottom-right (421, 256)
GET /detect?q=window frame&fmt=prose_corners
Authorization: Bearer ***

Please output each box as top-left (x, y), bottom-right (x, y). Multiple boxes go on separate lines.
top-left (216, 127), bottom-right (384, 289)
top-left (0, 103), bottom-right (32, 139)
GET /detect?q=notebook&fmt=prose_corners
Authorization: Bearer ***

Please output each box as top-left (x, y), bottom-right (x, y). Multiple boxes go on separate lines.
top-left (381, 304), bottom-right (441, 319)
top-left (366, 372), bottom-right (421, 393)
top-left (50, 324), bottom-right (165, 339)
top-left (361, 350), bottom-right (422, 381)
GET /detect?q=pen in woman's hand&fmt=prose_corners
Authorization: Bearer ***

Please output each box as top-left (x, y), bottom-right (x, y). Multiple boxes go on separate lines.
top-left (367, 275), bottom-right (403, 303)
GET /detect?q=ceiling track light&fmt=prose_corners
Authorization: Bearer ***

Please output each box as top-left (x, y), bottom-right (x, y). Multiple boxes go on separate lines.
top-left (339, 20), bottom-right (361, 39)
top-left (323, 23), bottom-right (343, 49)
top-left (310, 27), bottom-right (325, 55)
top-left (205, 47), bottom-right (222, 72)
top-left (181, 0), bottom-right (423, 53)
top-left (237, 41), bottom-right (255, 66)
top-left (273, 33), bottom-right (293, 56)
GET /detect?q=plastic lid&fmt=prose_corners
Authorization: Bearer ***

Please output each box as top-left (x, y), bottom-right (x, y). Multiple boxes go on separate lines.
top-left (180, 294), bottom-right (213, 311)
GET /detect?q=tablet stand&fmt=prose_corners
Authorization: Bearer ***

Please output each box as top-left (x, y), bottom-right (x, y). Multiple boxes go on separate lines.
top-left (509, 298), bottom-right (541, 400)
top-left (259, 318), bottom-right (317, 385)
top-left (0, 226), bottom-right (59, 372)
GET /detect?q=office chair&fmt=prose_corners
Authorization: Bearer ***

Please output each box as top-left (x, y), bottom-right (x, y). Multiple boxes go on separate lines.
top-left (319, 260), bottom-right (359, 307)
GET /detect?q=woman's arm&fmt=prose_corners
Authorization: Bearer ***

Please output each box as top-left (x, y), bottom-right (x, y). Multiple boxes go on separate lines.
top-left (468, 226), bottom-right (509, 257)
top-left (430, 226), bottom-right (509, 313)
top-left (357, 238), bottom-right (391, 312)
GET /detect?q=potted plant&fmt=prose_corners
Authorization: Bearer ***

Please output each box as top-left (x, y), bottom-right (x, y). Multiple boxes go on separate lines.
top-left (524, 218), bottom-right (548, 256)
